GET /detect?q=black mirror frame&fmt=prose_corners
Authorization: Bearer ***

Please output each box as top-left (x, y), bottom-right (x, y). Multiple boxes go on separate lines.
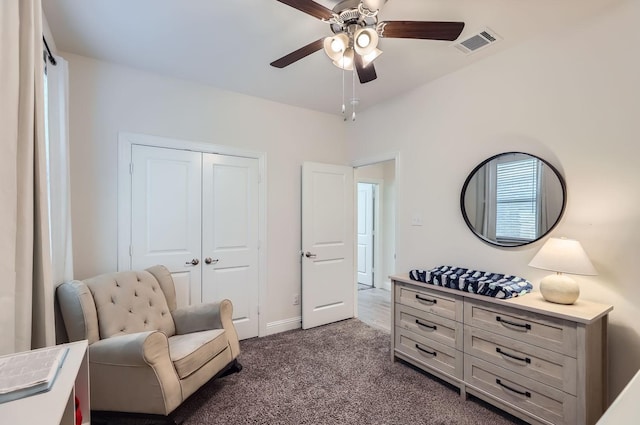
top-left (460, 151), bottom-right (567, 247)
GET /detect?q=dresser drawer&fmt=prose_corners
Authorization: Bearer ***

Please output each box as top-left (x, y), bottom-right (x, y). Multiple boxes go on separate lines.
top-left (395, 282), bottom-right (463, 322)
top-left (395, 327), bottom-right (463, 379)
top-left (465, 356), bottom-right (577, 425)
top-left (464, 325), bottom-right (577, 395)
top-left (464, 300), bottom-right (577, 357)
top-left (396, 304), bottom-right (463, 350)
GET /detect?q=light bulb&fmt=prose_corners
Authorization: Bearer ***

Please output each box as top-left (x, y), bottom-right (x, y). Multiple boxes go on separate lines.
top-left (356, 33), bottom-right (370, 48)
top-left (331, 38), bottom-right (345, 53)
top-left (353, 27), bottom-right (379, 55)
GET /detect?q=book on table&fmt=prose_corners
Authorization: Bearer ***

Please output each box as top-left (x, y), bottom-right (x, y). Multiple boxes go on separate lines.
top-left (0, 345), bottom-right (69, 403)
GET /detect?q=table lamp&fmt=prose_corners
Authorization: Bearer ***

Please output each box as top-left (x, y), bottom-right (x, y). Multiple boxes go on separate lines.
top-left (528, 237), bottom-right (597, 304)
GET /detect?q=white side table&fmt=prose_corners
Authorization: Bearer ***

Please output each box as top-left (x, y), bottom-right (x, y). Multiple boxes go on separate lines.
top-left (0, 340), bottom-right (90, 425)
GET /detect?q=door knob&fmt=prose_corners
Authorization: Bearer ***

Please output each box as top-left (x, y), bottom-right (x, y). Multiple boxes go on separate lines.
top-left (304, 251), bottom-right (317, 258)
top-left (204, 257), bottom-right (219, 265)
top-left (186, 258), bottom-right (199, 266)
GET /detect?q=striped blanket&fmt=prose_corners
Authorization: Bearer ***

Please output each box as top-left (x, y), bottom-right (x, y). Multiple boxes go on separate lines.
top-left (409, 265), bottom-right (532, 299)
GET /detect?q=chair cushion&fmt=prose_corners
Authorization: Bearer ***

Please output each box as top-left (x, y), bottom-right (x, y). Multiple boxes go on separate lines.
top-left (169, 329), bottom-right (229, 379)
top-left (85, 270), bottom-right (176, 339)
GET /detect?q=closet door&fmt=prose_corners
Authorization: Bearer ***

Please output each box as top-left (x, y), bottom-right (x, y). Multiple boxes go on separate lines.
top-left (201, 154), bottom-right (259, 340)
top-left (130, 145), bottom-right (202, 308)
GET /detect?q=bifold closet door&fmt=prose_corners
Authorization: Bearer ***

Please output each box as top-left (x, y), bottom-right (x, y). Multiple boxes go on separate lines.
top-left (201, 154), bottom-right (259, 340)
top-left (130, 145), bottom-right (202, 308)
top-left (130, 146), bottom-right (260, 339)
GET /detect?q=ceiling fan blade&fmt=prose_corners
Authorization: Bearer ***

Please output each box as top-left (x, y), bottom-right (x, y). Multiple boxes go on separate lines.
top-left (379, 21), bottom-right (465, 41)
top-left (354, 54), bottom-right (377, 84)
top-left (274, 0), bottom-right (335, 20)
top-left (270, 38), bottom-right (325, 68)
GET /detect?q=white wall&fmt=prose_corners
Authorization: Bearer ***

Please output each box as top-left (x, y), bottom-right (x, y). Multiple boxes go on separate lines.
top-left (64, 53), bottom-right (347, 329)
top-left (347, 0), bottom-right (640, 400)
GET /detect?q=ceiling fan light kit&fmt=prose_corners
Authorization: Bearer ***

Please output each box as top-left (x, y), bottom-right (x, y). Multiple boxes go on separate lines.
top-left (324, 23), bottom-right (379, 72)
top-left (272, 0), bottom-right (465, 116)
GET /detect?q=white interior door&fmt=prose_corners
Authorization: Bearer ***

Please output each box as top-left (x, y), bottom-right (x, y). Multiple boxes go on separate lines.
top-left (301, 162), bottom-right (354, 329)
top-left (201, 154), bottom-right (259, 339)
top-left (130, 145), bottom-right (202, 308)
top-left (357, 183), bottom-right (374, 286)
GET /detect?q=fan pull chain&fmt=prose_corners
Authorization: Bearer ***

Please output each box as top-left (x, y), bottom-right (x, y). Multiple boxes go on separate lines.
top-left (352, 67), bottom-right (356, 121)
top-left (342, 61), bottom-right (346, 120)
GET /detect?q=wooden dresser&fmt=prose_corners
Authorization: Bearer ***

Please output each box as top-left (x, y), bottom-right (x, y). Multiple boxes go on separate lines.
top-left (391, 274), bottom-right (613, 425)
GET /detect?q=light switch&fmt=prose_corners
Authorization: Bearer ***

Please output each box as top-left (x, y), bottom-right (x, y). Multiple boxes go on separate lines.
top-left (411, 213), bottom-right (423, 226)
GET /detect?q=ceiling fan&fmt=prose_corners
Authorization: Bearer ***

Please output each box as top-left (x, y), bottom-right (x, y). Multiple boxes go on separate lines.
top-left (270, 0), bottom-right (465, 84)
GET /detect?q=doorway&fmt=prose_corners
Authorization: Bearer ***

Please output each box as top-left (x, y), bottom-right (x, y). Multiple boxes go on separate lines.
top-left (355, 159), bottom-right (396, 332)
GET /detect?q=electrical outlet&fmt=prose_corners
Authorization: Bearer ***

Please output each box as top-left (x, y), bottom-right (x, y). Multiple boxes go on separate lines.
top-left (293, 294), bottom-right (300, 305)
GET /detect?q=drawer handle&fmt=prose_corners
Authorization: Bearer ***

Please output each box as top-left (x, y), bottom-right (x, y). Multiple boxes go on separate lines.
top-left (415, 344), bottom-right (437, 357)
top-left (496, 379), bottom-right (531, 398)
top-left (496, 316), bottom-right (531, 330)
top-left (415, 294), bottom-right (437, 304)
top-left (496, 347), bottom-right (531, 364)
top-left (415, 319), bottom-right (437, 330)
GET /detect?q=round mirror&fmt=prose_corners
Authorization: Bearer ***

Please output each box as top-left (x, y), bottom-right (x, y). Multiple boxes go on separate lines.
top-left (460, 152), bottom-right (566, 247)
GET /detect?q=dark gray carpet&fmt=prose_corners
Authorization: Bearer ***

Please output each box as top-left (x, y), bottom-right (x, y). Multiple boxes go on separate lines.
top-left (96, 319), bottom-right (525, 424)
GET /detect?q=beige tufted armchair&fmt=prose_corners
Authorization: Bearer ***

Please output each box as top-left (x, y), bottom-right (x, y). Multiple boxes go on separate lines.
top-left (56, 265), bottom-right (241, 418)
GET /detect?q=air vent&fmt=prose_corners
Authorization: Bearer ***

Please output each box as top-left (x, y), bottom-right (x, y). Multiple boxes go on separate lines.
top-left (453, 28), bottom-right (501, 55)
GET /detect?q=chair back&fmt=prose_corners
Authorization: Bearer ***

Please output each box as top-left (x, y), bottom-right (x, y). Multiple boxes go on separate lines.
top-left (57, 266), bottom-right (177, 343)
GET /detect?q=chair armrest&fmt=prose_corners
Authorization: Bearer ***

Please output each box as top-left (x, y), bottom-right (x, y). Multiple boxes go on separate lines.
top-left (90, 331), bottom-right (169, 366)
top-left (172, 299), bottom-right (227, 333)
top-left (172, 299), bottom-right (240, 359)
top-left (88, 331), bottom-right (182, 415)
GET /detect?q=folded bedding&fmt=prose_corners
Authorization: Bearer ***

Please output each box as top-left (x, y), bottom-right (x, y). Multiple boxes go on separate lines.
top-left (409, 265), bottom-right (532, 299)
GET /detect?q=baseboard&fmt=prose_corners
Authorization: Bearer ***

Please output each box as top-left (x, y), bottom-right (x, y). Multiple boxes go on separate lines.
top-left (265, 316), bottom-right (301, 336)
top-left (381, 279), bottom-right (391, 291)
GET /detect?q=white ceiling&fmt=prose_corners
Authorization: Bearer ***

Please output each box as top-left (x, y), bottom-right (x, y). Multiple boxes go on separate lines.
top-left (42, 0), bottom-right (617, 116)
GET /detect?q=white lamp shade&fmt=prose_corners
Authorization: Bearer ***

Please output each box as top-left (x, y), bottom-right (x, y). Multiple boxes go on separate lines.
top-left (323, 33), bottom-right (350, 62)
top-left (361, 48), bottom-right (382, 67)
top-left (354, 27), bottom-right (379, 56)
top-left (361, 0), bottom-right (387, 11)
top-left (332, 48), bottom-right (354, 70)
top-left (528, 237), bottom-right (597, 276)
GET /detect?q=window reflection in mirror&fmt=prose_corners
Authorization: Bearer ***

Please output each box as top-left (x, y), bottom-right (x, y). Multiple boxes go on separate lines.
top-left (461, 152), bottom-right (566, 247)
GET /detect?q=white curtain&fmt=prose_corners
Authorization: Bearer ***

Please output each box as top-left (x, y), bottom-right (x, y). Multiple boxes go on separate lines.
top-left (472, 166), bottom-right (490, 236)
top-left (0, 0), bottom-right (55, 354)
top-left (47, 55), bottom-right (74, 285)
